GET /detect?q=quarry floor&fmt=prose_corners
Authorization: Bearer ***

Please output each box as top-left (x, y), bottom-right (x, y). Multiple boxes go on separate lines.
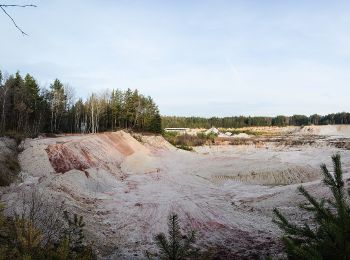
top-left (2, 125), bottom-right (350, 259)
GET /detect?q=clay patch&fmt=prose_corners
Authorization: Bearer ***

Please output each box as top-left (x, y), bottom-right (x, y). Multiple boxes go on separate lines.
top-left (46, 144), bottom-right (96, 173)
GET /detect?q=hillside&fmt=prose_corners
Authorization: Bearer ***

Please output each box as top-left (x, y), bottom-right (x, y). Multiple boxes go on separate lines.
top-left (1, 127), bottom-right (350, 258)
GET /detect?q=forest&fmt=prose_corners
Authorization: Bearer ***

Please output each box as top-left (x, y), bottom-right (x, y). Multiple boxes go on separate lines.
top-left (0, 70), bottom-right (162, 136)
top-left (162, 113), bottom-right (350, 129)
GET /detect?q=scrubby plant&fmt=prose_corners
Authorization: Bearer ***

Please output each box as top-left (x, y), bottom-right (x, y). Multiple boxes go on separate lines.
top-left (14, 216), bottom-right (43, 256)
top-left (63, 211), bottom-right (86, 252)
top-left (146, 213), bottom-right (199, 260)
top-left (0, 154), bottom-right (20, 186)
top-left (197, 132), bottom-right (216, 144)
top-left (176, 144), bottom-right (193, 151)
top-left (273, 154), bottom-right (350, 259)
top-left (163, 132), bottom-right (204, 150)
top-left (0, 202), bottom-right (95, 260)
top-left (176, 134), bottom-right (205, 147)
top-left (162, 131), bottom-right (178, 146)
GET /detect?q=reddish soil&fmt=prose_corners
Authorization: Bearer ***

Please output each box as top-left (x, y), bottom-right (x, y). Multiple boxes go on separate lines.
top-left (46, 144), bottom-right (96, 173)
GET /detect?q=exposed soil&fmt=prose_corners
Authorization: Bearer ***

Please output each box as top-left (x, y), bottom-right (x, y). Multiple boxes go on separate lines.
top-left (1, 126), bottom-right (350, 259)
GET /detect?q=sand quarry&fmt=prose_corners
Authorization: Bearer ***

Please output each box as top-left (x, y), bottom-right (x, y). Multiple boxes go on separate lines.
top-left (2, 125), bottom-right (350, 259)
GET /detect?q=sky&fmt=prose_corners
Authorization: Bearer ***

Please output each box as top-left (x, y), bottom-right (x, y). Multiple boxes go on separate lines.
top-left (1, 0), bottom-right (350, 117)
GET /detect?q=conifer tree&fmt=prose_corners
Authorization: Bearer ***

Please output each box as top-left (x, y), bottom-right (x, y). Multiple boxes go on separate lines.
top-left (63, 210), bottom-right (86, 252)
top-left (146, 213), bottom-right (199, 260)
top-left (273, 154), bottom-right (350, 259)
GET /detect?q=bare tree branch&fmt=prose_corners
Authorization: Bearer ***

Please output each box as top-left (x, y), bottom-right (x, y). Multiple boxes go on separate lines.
top-left (0, 4), bottom-right (37, 36)
top-left (0, 4), bottom-right (37, 8)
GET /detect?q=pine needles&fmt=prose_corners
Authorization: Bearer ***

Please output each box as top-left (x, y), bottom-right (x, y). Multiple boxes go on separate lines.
top-left (273, 154), bottom-right (350, 259)
top-left (146, 213), bottom-right (199, 260)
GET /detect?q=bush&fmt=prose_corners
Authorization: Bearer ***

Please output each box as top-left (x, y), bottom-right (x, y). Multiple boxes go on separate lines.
top-left (197, 132), bottom-right (216, 143)
top-left (0, 204), bottom-right (96, 260)
top-left (163, 132), bottom-right (206, 149)
top-left (273, 154), bottom-right (350, 259)
top-left (0, 189), bottom-right (96, 259)
top-left (176, 144), bottom-right (193, 151)
top-left (2, 131), bottom-right (27, 145)
top-left (175, 134), bottom-right (204, 147)
top-left (0, 154), bottom-right (20, 186)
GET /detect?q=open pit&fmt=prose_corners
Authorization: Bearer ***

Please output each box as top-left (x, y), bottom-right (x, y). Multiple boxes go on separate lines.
top-left (1, 125), bottom-right (350, 259)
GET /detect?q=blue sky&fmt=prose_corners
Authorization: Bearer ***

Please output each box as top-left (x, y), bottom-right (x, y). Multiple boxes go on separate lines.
top-left (1, 0), bottom-right (350, 116)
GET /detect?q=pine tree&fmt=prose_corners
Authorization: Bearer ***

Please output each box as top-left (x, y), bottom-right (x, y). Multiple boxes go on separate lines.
top-left (146, 213), bottom-right (199, 260)
top-left (14, 217), bottom-right (43, 257)
top-left (63, 210), bottom-right (86, 252)
top-left (149, 112), bottom-right (162, 134)
top-left (273, 154), bottom-right (350, 259)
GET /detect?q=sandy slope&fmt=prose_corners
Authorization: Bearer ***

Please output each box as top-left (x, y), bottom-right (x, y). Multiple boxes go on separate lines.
top-left (2, 128), bottom-right (350, 259)
top-left (299, 125), bottom-right (350, 137)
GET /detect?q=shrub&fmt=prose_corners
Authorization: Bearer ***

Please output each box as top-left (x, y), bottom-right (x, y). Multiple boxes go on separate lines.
top-left (3, 131), bottom-right (26, 145)
top-left (0, 205), bottom-right (96, 260)
top-left (175, 134), bottom-right (205, 147)
top-left (162, 131), bottom-right (177, 146)
top-left (273, 154), bottom-right (350, 259)
top-left (0, 154), bottom-right (20, 186)
top-left (197, 132), bottom-right (216, 143)
top-left (0, 189), bottom-right (96, 259)
top-left (163, 132), bottom-right (206, 149)
top-left (176, 144), bottom-right (193, 151)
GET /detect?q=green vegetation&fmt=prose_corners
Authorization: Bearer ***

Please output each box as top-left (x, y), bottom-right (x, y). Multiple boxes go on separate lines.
top-left (0, 70), bottom-right (161, 136)
top-left (162, 131), bottom-right (215, 150)
top-left (219, 128), bottom-right (262, 136)
top-left (162, 113), bottom-right (350, 129)
top-left (0, 154), bottom-right (20, 186)
top-left (0, 138), bottom-right (20, 186)
top-left (0, 205), bottom-right (95, 260)
top-left (146, 213), bottom-right (199, 259)
top-left (273, 154), bottom-right (350, 259)
top-left (197, 132), bottom-right (217, 141)
top-left (176, 144), bottom-right (193, 151)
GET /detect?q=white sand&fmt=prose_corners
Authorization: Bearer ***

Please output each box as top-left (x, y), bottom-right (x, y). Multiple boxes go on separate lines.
top-left (1, 127), bottom-right (350, 258)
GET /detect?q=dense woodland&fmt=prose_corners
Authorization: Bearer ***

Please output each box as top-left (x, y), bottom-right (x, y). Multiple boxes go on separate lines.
top-left (0, 70), bottom-right (162, 136)
top-left (2, 70), bottom-right (349, 137)
top-left (162, 113), bottom-right (350, 129)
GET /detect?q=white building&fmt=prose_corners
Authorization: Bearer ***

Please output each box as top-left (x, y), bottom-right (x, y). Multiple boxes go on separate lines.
top-left (164, 128), bottom-right (190, 134)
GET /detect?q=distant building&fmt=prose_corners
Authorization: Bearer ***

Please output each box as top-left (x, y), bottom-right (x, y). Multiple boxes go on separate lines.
top-left (164, 128), bottom-right (189, 134)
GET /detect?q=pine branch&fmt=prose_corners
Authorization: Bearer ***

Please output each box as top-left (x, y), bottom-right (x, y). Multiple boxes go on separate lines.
top-left (149, 213), bottom-right (200, 259)
top-left (273, 154), bottom-right (350, 259)
top-left (154, 233), bottom-right (170, 257)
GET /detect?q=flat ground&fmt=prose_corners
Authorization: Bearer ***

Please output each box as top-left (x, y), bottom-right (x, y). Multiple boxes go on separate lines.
top-left (2, 125), bottom-right (350, 259)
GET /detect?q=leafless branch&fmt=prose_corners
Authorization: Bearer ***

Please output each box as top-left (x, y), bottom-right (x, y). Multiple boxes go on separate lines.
top-left (0, 4), bottom-right (37, 8)
top-left (0, 4), bottom-right (37, 36)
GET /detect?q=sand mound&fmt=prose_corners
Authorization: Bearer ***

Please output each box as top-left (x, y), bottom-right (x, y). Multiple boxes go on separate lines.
top-left (142, 135), bottom-right (176, 151)
top-left (232, 133), bottom-right (250, 139)
top-left (22, 131), bottom-right (155, 177)
top-left (299, 125), bottom-right (350, 137)
top-left (8, 130), bottom-right (350, 259)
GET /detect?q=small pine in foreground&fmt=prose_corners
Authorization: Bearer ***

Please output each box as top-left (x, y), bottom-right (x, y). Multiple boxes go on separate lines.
top-left (146, 213), bottom-right (199, 260)
top-left (273, 154), bottom-right (350, 259)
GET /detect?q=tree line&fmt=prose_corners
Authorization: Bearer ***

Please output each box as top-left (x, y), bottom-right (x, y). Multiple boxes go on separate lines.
top-left (0, 70), bottom-right (162, 136)
top-left (162, 113), bottom-right (350, 129)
